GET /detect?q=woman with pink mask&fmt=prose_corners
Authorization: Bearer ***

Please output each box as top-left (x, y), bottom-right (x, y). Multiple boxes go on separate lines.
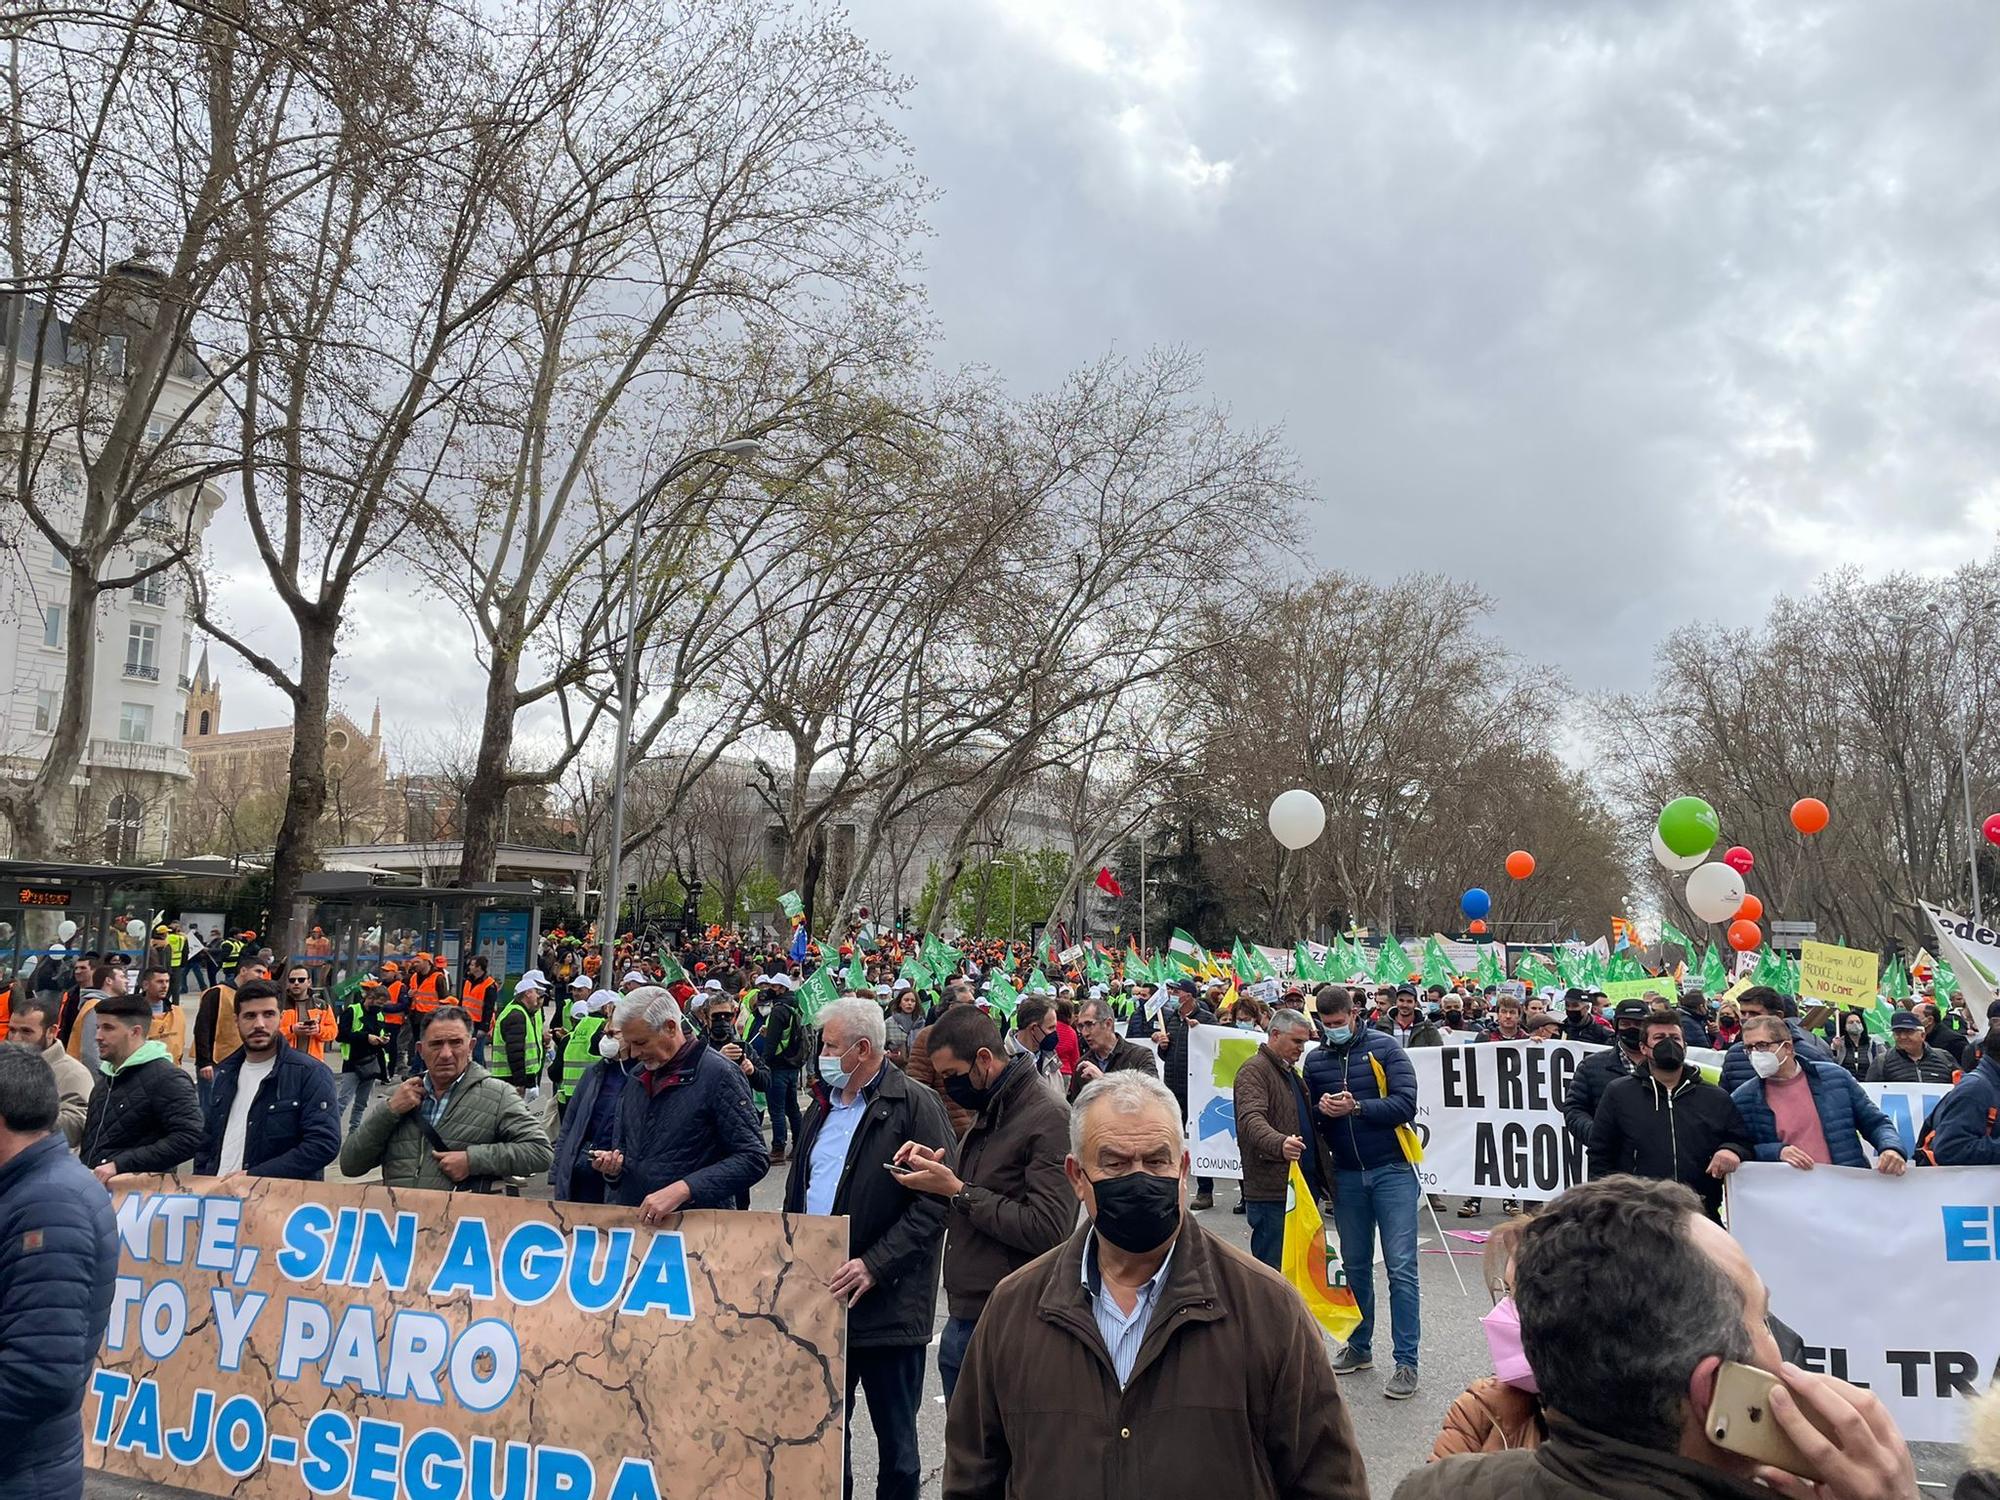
top-left (1429, 1218), bottom-right (1549, 1458)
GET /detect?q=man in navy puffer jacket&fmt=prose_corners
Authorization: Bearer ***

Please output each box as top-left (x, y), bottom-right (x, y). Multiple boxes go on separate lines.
top-left (1302, 985), bottom-right (1424, 1400)
top-left (0, 1042), bottom-right (119, 1500)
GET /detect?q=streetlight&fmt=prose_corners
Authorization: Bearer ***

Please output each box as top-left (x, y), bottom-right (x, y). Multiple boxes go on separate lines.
top-left (599, 438), bottom-right (761, 978)
top-left (1925, 600), bottom-right (1995, 925)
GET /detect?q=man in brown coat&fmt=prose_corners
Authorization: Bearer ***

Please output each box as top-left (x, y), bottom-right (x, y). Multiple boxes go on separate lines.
top-left (1067, 997), bottom-right (1158, 1103)
top-left (1232, 1007), bottom-right (1335, 1269)
top-left (943, 1069), bottom-right (1368, 1500)
top-left (890, 1002), bottom-right (1072, 1405)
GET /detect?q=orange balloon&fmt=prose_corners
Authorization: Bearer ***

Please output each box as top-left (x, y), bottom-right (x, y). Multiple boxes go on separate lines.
top-left (1468, 919), bottom-right (1487, 934)
top-left (1735, 893), bottom-right (1763, 923)
top-left (1505, 850), bottom-right (1536, 880)
top-left (1791, 796), bottom-right (1830, 835)
top-left (1726, 918), bottom-right (1762, 952)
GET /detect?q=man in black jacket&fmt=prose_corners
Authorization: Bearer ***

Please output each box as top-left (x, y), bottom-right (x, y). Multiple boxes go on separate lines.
top-left (784, 998), bottom-right (952, 1500)
top-left (1562, 999), bottom-right (1653, 1143)
top-left (1068, 997), bottom-right (1158, 1101)
top-left (1588, 1010), bottom-right (1749, 1221)
top-left (1865, 1010), bottom-right (1960, 1084)
top-left (1130, 976), bottom-right (1218, 1207)
top-left (195, 980), bottom-right (341, 1180)
top-left (79, 992), bottom-right (205, 1182)
top-left (1561, 988), bottom-right (1614, 1045)
top-left (759, 974), bottom-right (808, 1164)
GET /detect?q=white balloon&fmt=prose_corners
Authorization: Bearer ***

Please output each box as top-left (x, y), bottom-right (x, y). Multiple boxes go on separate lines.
top-left (1267, 789), bottom-right (1327, 850)
top-left (56, 919), bottom-right (78, 940)
top-left (1685, 862), bottom-right (1747, 925)
top-left (1650, 827), bottom-right (1705, 874)
top-left (126, 918), bottom-right (147, 940)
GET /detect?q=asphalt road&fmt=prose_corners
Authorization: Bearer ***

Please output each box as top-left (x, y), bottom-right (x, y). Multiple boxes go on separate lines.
top-left (85, 1170), bottom-right (1970, 1500)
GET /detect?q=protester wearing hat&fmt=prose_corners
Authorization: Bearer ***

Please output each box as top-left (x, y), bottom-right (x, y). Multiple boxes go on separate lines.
top-left (759, 971), bottom-right (809, 1164)
top-left (490, 972), bottom-right (550, 1100)
top-left (1865, 1009), bottom-right (1959, 1084)
top-left (1128, 974), bottom-right (1218, 1210)
top-left (1386, 987), bottom-right (1441, 1051)
top-left (1559, 988), bottom-right (1613, 1045)
top-left (1673, 980), bottom-right (1714, 1049)
top-left (621, 970), bottom-right (649, 993)
top-left (1562, 998), bottom-right (1655, 1145)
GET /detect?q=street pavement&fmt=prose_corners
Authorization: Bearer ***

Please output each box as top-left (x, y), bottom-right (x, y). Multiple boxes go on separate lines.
top-left (86, 1160), bottom-right (1970, 1499)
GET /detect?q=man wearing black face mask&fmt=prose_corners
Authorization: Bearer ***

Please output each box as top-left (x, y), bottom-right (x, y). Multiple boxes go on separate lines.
top-left (1008, 995), bottom-right (1067, 1102)
top-left (1587, 1010), bottom-right (1750, 1221)
top-left (1561, 988), bottom-right (1613, 1046)
top-left (1562, 999), bottom-right (1653, 1144)
top-left (943, 1070), bottom-right (1368, 1500)
top-left (889, 1003), bottom-right (1071, 1405)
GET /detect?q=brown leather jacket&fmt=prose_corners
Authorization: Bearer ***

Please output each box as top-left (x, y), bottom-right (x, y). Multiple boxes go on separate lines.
top-left (906, 1022), bottom-right (975, 1137)
top-left (1232, 1043), bottom-right (1337, 1203)
top-left (941, 1054), bottom-right (1074, 1320)
top-left (1428, 1376), bottom-right (1547, 1459)
top-left (944, 1213), bottom-right (1369, 1500)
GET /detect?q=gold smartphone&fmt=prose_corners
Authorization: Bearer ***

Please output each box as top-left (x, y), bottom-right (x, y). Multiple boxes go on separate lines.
top-left (1705, 1361), bottom-right (1834, 1481)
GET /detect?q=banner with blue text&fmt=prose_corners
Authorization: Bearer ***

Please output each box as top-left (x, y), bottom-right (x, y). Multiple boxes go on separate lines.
top-left (87, 1176), bottom-right (847, 1499)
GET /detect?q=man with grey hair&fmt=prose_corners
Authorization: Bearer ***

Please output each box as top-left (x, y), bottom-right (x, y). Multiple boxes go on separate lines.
top-left (1232, 1008), bottom-right (1334, 1269)
top-left (594, 986), bottom-right (766, 1224)
top-left (1068, 997), bottom-right (1158, 1102)
top-left (944, 1069), bottom-right (1367, 1500)
top-left (784, 997), bottom-right (952, 1500)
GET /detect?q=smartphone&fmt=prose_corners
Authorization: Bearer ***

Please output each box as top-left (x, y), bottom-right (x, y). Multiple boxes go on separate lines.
top-left (1704, 1362), bottom-right (1835, 1481)
top-left (884, 1160), bottom-right (915, 1174)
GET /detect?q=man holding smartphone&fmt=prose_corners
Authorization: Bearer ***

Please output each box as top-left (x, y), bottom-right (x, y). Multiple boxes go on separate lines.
top-left (783, 997), bottom-right (952, 1500)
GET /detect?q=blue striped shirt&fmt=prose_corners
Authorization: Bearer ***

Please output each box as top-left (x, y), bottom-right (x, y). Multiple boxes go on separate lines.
top-left (421, 1071), bottom-right (467, 1130)
top-left (1082, 1235), bottom-right (1176, 1389)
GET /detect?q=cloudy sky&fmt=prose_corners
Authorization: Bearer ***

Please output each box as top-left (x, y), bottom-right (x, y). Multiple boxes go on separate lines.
top-left (209, 0), bottom-right (2000, 746)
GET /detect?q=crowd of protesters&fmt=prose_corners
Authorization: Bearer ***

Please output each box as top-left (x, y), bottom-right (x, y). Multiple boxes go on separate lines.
top-left (1, 914), bottom-right (1996, 1500)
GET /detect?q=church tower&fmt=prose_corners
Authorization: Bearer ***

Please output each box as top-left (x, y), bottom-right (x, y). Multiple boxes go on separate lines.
top-left (186, 645), bottom-right (221, 738)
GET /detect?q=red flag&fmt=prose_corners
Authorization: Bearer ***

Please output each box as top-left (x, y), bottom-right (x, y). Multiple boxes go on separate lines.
top-left (1094, 867), bottom-right (1123, 898)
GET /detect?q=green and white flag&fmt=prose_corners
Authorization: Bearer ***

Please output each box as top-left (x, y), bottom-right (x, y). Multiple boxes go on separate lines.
top-left (657, 949), bottom-right (689, 986)
top-left (898, 953), bottom-right (933, 990)
top-left (1658, 919), bottom-right (1696, 956)
top-left (795, 965), bottom-right (839, 1025)
top-left (1293, 943), bottom-right (1323, 983)
top-left (846, 950), bottom-right (867, 992)
top-left (1027, 968), bottom-right (1053, 995)
top-left (1034, 929), bottom-right (1053, 965)
top-left (1167, 929), bottom-right (1205, 971)
top-left (987, 972), bottom-right (1020, 1022)
top-left (779, 890), bottom-right (805, 922)
top-left (1374, 937), bottom-right (1413, 987)
top-left (1699, 944), bottom-right (1729, 995)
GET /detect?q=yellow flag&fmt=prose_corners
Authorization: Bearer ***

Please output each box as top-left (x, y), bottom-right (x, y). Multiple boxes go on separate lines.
top-left (1281, 1163), bottom-right (1361, 1343)
top-left (1223, 981), bottom-right (1241, 1013)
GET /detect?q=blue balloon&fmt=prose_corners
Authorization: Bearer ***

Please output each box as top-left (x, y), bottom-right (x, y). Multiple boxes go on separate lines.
top-left (1461, 887), bottom-right (1492, 920)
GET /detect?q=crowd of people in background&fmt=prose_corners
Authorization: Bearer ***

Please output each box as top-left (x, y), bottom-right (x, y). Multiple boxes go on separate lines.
top-left (1, 914), bottom-right (1996, 1498)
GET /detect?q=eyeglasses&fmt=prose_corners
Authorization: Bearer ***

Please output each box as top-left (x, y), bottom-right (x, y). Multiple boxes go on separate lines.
top-left (1742, 1040), bottom-right (1789, 1054)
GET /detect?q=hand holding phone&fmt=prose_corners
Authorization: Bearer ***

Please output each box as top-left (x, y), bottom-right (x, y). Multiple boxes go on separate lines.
top-left (1705, 1360), bottom-right (1911, 1497)
top-left (884, 1159), bottom-right (915, 1175)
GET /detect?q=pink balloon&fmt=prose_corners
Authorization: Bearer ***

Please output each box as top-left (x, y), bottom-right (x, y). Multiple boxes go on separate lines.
top-left (1722, 845), bottom-right (1754, 875)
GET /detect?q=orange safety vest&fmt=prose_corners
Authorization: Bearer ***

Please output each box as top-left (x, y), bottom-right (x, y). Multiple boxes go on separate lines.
top-left (459, 974), bottom-right (496, 1027)
top-left (283, 1003), bottom-right (339, 1062)
top-left (404, 971), bottom-right (446, 1015)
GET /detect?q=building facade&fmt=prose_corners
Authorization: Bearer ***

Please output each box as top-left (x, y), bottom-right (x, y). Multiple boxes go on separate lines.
top-left (0, 266), bottom-right (224, 862)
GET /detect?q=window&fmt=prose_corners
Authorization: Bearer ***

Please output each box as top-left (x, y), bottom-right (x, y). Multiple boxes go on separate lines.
top-left (42, 606), bottom-right (62, 649)
top-left (197, 709), bottom-right (211, 735)
top-left (118, 702), bottom-right (153, 743)
top-left (48, 540), bottom-right (65, 570)
top-left (132, 555), bottom-right (166, 607)
top-left (103, 794), bottom-right (143, 863)
top-left (34, 689), bottom-right (58, 732)
top-left (125, 622), bottom-right (159, 679)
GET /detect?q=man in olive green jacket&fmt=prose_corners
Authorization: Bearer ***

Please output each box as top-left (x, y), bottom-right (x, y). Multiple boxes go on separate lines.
top-left (339, 1005), bottom-right (552, 1191)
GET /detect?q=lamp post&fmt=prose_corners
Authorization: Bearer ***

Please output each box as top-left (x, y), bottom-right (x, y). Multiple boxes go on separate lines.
top-left (1925, 601), bottom-right (1993, 926)
top-left (599, 438), bottom-right (761, 980)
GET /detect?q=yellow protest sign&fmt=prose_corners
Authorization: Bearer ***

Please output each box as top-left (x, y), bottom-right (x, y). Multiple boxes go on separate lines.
top-left (1798, 940), bottom-right (1879, 1009)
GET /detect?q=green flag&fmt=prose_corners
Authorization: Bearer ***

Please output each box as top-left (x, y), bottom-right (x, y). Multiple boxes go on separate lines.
top-left (1086, 950), bottom-right (1110, 984)
top-left (1699, 944), bottom-right (1728, 995)
top-left (1027, 968), bottom-right (1053, 994)
top-left (1374, 937), bottom-right (1412, 986)
top-left (1605, 952), bottom-right (1642, 982)
top-left (846, 950), bottom-right (867, 991)
top-left (1421, 943), bottom-right (1453, 991)
top-left (1034, 929), bottom-right (1053, 965)
top-left (795, 965), bottom-right (839, 1025)
top-left (657, 949), bottom-right (689, 986)
top-left (987, 972), bottom-right (1019, 1022)
top-left (898, 953), bottom-right (933, 989)
top-left (1882, 955), bottom-right (1911, 1003)
top-left (1233, 938), bottom-right (1274, 984)
top-left (778, 890), bottom-right (804, 923)
top-left (1474, 948), bottom-right (1506, 988)
top-left (1659, 919), bottom-right (1696, 956)
top-left (922, 932), bottom-right (962, 979)
top-left (1553, 947), bottom-right (1583, 988)
top-left (1935, 959), bottom-right (1959, 1002)
top-left (1862, 1003), bottom-right (1894, 1043)
top-left (1167, 929), bottom-right (1205, 972)
top-left (1517, 952), bottom-right (1558, 990)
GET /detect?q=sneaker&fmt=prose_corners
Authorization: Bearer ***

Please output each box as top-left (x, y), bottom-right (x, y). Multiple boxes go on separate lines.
top-left (1457, 1198), bottom-right (1482, 1217)
top-left (1231, 1200), bottom-right (1246, 1215)
top-left (1330, 1346), bottom-right (1373, 1375)
top-left (1384, 1366), bottom-right (1419, 1400)
top-left (1426, 1194), bottom-right (1447, 1212)
top-left (1189, 1191), bottom-right (1214, 1211)
top-left (1502, 1199), bottom-right (1523, 1216)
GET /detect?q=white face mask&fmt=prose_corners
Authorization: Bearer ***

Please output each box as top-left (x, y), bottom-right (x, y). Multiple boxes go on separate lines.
top-left (1749, 1049), bottom-right (1783, 1080)
top-left (597, 1035), bottom-right (621, 1059)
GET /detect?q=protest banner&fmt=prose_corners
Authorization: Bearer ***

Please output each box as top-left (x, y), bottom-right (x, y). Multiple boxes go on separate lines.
top-left (1858, 1081), bottom-right (1951, 1159)
top-left (1798, 940), bottom-right (1879, 1008)
top-left (1407, 1040), bottom-right (1593, 1201)
top-left (1729, 1163), bottom-right (2000, 1444)
top-left (1921, 900), bottom-right (2000, 1009)
top-left (88, 1177), bottom-right (846, 1500)
top-left (1602, 977), bottom-right (1676, 1005)
top-left (1188, 1023), bottom-right (1264, 1178)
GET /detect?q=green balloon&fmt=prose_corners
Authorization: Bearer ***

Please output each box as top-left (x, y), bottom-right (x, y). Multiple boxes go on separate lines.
top-left (1656, 796), bottom-right (1720, 859)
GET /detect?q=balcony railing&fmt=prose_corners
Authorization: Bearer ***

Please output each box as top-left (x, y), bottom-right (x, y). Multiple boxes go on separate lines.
top-left (123, 661), bottom-right (159, 681)
top-left (86, 737), bottom-right (191, 778)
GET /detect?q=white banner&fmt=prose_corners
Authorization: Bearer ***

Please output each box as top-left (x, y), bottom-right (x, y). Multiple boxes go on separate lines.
top-left (1729, 1163), bottom-right (2000, 1444)
top-left (1187, 1024), bottom-right (1265, 1179)
top-left (1921, 900), bottom-right (2000, 1010)
top-left (1408, 1040), bottom-right (1594, 1201)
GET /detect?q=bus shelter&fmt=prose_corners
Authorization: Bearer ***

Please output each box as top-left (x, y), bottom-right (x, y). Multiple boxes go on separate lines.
top-left (0, 858), bottom-right (192, 990)
top-left (291, 873), bottom-right (544, 992)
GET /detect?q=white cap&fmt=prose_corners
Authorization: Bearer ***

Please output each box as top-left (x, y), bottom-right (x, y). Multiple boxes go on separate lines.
top-left (592, 988), bottom-right (618, 1010)
top-left (516, 969), bottom-right (547, 992)
top-left (764, 973), bottom-right (796, 990)
top-left (1204, 977), bottom-right (1225, 990)
top-left (1089, 984), bottom-right (1106, 999)
top-left (622, 970), bottom-right (647, 985)
top-left (874, 984), bottom-right (892, 998)
top-left (569, 998), bottom-right (591, 1018)
top-left (892, 977), bottom-right (912, 992)
top-left (1537, 986), bottom-right (1560, 1001)
top-left (570, 973), bottom-right (593, 989)
top-left (751, 973), bottom-right (771, 986)
top-left (703, 978), bottom-right (723, 992)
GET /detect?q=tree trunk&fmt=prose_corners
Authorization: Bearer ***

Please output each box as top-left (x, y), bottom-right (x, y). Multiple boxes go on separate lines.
top-left (0, 571), bottom-right (102, 855)
top-left (456, 652), bottom-right (521, 883)
top-left (268, 622), bottom-right (336, 959)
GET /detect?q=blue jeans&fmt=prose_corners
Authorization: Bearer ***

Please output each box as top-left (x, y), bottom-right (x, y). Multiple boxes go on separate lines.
top-left (1244, 1200), bottom-right (1286, 1270)
top-left (336, 1071), bottom-right (374, 1131)
top-left (1331, 1163), bottom-right (1421, 1370)
top-left (937, 1314), bottom-right (978, 1406)
top-left (767, 1067), bottom-right (802, 1153)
